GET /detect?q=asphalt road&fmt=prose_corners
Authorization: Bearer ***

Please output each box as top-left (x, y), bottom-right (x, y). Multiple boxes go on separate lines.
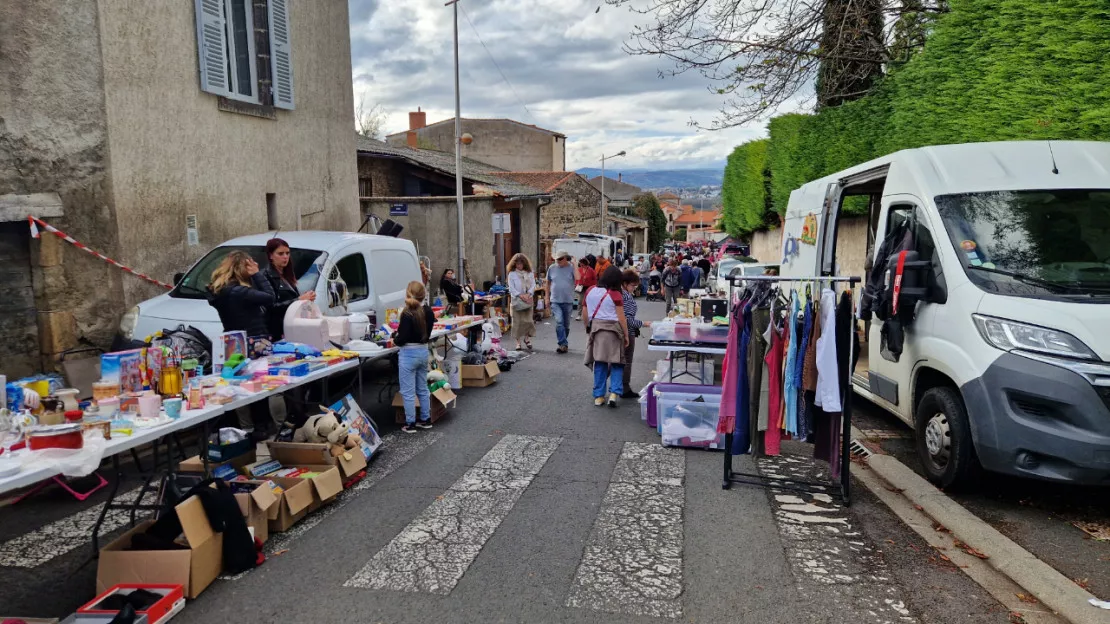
top-left (0, 299), bottom-right (1012, 623)
top-left (853, 395), bottom-right (1110, 600)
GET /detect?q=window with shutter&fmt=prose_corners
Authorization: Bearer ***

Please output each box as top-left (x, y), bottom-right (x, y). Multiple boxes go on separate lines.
top-left (268, 0), bottom-right (295, 110)
top-left (195, 0), bottom-right (230, 97)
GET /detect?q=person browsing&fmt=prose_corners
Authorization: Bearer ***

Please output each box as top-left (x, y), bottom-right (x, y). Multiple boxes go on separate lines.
top-left (395, 281), bottom-right (436, 433)
top-left (582, 266), bottom-right (630, 408)
top-left (545, 250), bottom-right (579, 354)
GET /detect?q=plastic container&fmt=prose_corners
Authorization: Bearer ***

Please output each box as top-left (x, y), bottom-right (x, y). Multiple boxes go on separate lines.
top-left (653, 384), bottom-right (725, 449)
top-left (651, 320), bottom-right (677, 342)
top-left (673, 320), bottom-right (693, 341)
top-left (692, 322), bottom-right (730, 344)
top-left (653, 359), bottom-right (716, 385)
top-left (92, 380), bottom-right (120, 401)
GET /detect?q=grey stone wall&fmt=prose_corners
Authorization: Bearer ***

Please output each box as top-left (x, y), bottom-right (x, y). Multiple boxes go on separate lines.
top-left (0, 0), bottom-right (126, 375)
top-left (541, 174), bottom-right (603, 245)
top-left (390, 120), bottom-right (560, 172)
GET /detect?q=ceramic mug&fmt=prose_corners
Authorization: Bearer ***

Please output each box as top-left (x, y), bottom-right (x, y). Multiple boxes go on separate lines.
top-left (138, 393), bottom-right (162, 419)
top-left (163, 397), bottom-right (183, 420)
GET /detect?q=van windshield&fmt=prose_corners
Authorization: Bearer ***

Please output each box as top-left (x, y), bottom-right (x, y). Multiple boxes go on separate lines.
top-left (171, 246), bottom-right (327, 300)
top-left (935, 190), bottom-right (1110, 298)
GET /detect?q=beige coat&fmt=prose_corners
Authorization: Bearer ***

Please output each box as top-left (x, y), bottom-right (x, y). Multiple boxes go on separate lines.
top-left (584, 319), bottom-right (627, 366)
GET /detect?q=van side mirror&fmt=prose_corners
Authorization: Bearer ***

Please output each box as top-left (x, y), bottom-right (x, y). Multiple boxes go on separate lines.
top-left (173, 272), bottom-right (184, 286)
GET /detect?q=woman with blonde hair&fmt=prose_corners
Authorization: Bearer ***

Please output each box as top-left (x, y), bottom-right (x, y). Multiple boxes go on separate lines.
top-left (395, 280), bottom-right (436, 433)
top-left (506, 252), bottom-right (536, 350)
top-left (207, 251), bottom-right (275, 339)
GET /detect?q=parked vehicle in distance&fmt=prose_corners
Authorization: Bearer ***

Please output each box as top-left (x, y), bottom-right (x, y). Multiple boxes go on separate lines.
top-left (118, 231), bottom-right (422, 347)
top-left (553, 235), bottom-right (614, 264)
top-left (779, 140), bottom-right (1110, 488)
top-left (712, 260), bottom-right (779, 293)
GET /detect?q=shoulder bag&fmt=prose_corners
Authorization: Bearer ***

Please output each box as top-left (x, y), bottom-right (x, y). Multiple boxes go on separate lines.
top-left (586, 289), bottom-right (610, 333)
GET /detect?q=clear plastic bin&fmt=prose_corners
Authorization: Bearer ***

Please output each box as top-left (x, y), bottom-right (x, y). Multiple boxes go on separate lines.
top-left (691, 322), bottom-right (729, 344)
top-left (654, 386), bottom-right (725, 449)
top-left (673, 320), bottom-right (693, 341)
top-left (653, 359), bottom-right (715, 385)
top-left (651, 321), bottom-right (677, 342)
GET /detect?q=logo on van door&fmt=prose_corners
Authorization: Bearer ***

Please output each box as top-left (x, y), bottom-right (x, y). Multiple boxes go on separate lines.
top-left (800, 213), bottom-right (819, 245)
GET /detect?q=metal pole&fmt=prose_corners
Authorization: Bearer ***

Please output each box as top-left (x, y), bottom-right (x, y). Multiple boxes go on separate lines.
top-left (451, 0), bottom-right (466, 279)
top-left (601, 157), bottom-right (606, 236)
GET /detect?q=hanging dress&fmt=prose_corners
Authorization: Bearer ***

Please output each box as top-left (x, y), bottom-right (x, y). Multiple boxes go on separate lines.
top-left (782, 291), bottom-right (801, 437)
top-left (717, 296), bottom-right (746, 435)
top-left (731, 301), bottom-right (753, 455)
top-left (763, 314), bottom-right (785, 456)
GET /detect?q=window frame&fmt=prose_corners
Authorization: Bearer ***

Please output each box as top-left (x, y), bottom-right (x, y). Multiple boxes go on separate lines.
top-left (222, 0), bottom-right (260, 104)
top-left (333, 252), bottom-right (370, 305)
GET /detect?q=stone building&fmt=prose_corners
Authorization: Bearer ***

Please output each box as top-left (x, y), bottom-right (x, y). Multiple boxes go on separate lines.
top-left (588, 175), bottom-right (642, 215)
top-left (356, 137), bottom-right (548, 286)
top-left (487, 172), bottom-right (608, 268)
top-left (386, 110), bottom-right (567, 172)
top-left (0, 0), bottom-right (359, 378)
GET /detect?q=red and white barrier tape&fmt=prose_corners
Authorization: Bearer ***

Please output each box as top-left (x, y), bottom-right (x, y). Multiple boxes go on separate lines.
top-left (28, 215), bottom-right (174, 290)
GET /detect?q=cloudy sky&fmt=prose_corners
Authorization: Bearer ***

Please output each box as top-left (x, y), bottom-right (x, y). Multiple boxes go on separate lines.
top-left (348, 0), bottom-right (772, 171)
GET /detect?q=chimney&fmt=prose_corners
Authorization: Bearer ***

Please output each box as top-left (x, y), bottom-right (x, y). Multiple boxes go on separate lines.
top-left (406, 130), bottom-right (418, 148)
top-left (409, 107), bottom-right (426, 131)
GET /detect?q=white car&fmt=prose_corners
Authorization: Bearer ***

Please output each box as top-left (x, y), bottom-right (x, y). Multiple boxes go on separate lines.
top-left (118, 231), bottom-right (422, 347)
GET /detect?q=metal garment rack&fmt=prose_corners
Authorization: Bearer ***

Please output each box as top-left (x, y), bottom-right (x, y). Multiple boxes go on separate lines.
top-left (722, 273), bottom-right (861, 506)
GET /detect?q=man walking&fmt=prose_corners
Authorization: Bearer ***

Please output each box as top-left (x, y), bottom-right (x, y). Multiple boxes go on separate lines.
top-left (638, 255), bottom-right (652, 296)
top-left (545, 250), bottom-right (579, 354)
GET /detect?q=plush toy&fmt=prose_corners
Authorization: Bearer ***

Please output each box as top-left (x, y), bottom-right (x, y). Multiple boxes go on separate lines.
top-left (293, 410), bottom-right (357, 448)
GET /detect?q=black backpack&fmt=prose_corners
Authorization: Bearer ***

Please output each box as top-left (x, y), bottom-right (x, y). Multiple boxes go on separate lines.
top-left (153, 324), bottom-right (213, 372)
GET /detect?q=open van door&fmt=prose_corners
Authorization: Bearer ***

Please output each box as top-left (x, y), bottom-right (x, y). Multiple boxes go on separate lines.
top-left (817, 183), bottom-right (842, 276)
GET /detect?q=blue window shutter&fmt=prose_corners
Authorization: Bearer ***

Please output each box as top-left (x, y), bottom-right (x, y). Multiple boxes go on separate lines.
top-left (268, 0), bottom-right (295, 110)
top-left (194, 0), bottom-right (231, 96)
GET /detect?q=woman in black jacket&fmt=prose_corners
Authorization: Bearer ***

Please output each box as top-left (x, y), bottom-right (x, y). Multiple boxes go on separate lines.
top-left (206, 250), bottom-right (276, 439)
top-left (439, 268), bottom-right (466, 305)
top-left (262, 238), bottom-right (316, 340)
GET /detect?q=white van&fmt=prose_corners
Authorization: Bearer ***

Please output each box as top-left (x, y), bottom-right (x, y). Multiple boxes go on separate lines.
top-left (552, 236), bottom-right (610, 263)
top-left (118, 231), bottom-right (422, 347)
top-left (780, 141), bottom-right (1110, 488)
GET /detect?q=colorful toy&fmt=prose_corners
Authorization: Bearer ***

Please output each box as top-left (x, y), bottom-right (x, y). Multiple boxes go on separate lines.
top-left (293, 410), bottom-right (357, 448)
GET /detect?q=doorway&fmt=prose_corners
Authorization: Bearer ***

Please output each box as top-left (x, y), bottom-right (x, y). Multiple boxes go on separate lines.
top-left (0, 222), bottom-right (40, 379)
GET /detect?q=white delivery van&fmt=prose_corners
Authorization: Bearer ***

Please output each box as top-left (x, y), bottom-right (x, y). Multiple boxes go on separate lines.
top-left (552, 236), bottom-right (611, 263)
top-left (118, 231), bottom-right (422, 347)
top-left (779, 141), bottom-right (1110, 488)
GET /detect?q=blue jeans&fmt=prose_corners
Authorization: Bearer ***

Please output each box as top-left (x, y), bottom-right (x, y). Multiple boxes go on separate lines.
top-left (398, 345), bottom-right (431, 425)
top-left (640, 277), bottom-right (650, 295)
top-left (593, 362), bottom-right (625, 398)
top-left (552, 302), bottom-right (573, 347)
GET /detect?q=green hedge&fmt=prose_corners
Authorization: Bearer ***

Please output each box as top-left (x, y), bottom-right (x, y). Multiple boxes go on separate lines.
top-left (721, 139), bottom-right (774, 236)
top-left (721, 0), bottom-right (1110, 234)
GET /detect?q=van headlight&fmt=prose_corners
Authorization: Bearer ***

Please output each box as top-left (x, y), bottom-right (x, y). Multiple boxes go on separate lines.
top-left (972, 314), bottom-right (1097, 360)
top-left (119, 306), bottom-right (140, 340)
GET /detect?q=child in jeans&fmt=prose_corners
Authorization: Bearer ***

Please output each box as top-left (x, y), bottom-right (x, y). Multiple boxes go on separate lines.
top-left (396, 281), bottom-right (436, 433)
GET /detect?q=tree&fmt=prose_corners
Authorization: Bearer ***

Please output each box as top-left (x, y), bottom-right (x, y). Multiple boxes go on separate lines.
top-left (674, 228), bottom-right (688, 242)
top-left (605, 0), bottom-right (947, 128)
top-left (355, 95), bottom-right (387, 140)
top-left (633, 193), bottom-right (669, 251)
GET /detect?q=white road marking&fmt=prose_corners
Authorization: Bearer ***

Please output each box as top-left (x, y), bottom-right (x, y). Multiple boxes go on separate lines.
top-left (565, 442), bottom-right (685, 619)
top-left (222, 431), bottom-right (441, 581)
top-left (0, 486), bottom-right (157, 568)
top-left (344, 434), bottom-right (562, 595)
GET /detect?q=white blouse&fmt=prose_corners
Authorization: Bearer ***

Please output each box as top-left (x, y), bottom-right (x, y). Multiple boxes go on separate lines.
top-left (814, 287), bottom-right (842, 412)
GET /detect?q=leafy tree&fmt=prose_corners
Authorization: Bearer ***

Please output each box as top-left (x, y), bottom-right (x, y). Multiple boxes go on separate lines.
top-left (721, 139), bottom-right (776, 236)
top-left (633, 193), bottom-right (670, 250)
top-left (674, 228), bottom-right (688, 242)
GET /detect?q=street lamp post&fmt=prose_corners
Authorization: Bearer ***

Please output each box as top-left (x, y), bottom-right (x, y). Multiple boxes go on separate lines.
top-left (446, 0), bottom-right (466, 279)
top-left (599, 150), bottom-right (626, 236)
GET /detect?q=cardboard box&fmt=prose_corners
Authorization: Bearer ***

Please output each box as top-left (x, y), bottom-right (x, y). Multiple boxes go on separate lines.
top-left (178, 449), bottom-right (257, 475)
top-left (251, 464), bottom-right (343, 533)
top-left (461, 361), bottom-right (501, 388)
top-left (97, 496), bottom-right (222, 599)
top-left (391, 386), bottom-right (457, 424)
top-left (266, 440), bottom-right (367, 480)
top-left (233, 483), bottom-right (279, 544)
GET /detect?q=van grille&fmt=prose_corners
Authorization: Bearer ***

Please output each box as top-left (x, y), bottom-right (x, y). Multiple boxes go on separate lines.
top-left (1011, 397), bottom-right (1054, 419)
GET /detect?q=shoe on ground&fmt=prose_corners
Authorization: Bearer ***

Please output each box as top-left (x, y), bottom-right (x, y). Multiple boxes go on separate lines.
top-left (621, 391), bottom-right (640, 399)
top-left (608, 393), bottom-right (619, 408)
top-left (594, 397), bottom-right (605, 407)
top-left (401, 425), bottom-right (418, 434)
top-left (415, 421), bottom-right (433, 430)
top-left (556, 345), bottom-right (568, 354)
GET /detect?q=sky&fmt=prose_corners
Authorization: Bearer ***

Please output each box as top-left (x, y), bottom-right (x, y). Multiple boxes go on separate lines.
top-left (348, 0), bottom-right (772, 172)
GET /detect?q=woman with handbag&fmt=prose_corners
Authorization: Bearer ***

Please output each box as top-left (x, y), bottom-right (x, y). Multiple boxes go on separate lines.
top-left (507, 253), bottom-right (536, 351)
top-left (582, 266), bottom-right (630, 408)
top-left (574, 257), bottom-right (597, 321)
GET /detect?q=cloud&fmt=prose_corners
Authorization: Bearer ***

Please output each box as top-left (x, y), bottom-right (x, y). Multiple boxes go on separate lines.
top-left (348, 0), bottom-right (777, 171)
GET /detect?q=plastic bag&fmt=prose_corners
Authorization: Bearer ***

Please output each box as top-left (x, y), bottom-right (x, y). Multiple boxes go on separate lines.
top-left (21, 430), bottom-right (107, 477)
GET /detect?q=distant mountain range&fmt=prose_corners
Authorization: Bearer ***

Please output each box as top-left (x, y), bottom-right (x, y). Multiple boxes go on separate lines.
top-left (576, 167), bottom-right (723, 190)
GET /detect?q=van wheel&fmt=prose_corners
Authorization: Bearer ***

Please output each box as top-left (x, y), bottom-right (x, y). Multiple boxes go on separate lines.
top-left (915, 386), bottom-right (979, 490)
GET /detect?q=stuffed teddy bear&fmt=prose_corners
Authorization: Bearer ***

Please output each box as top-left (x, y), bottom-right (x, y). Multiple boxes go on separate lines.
top-left (293, 410), bottom-right (357, 448)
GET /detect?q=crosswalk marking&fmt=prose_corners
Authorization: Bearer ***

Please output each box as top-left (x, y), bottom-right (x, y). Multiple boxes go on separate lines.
top-left (222, 431), bottom-right (441, 581)
top-left (565, 442), bottom-right (685, 619)
top-left (344, 433), bottom-right (562, 595)
top-left (0, 486), bottom-right (157, 568)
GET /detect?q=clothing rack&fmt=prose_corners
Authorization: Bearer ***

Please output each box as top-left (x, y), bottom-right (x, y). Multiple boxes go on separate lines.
top-left (723, 273), bottom-right (862, 506)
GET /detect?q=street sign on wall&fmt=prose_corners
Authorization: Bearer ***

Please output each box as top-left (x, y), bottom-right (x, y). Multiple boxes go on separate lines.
top-left (492, 213), bottom-right (512, 234)
top-left (390, 203), bottom-right (408, 217)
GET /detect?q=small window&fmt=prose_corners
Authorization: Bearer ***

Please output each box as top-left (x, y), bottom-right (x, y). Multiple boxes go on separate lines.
top-left (334, 254), bottom-right (369, 303)
top-left (266, 193), bottom-right (278, 229)
top-left (195, 0), bottom-right (295, 109)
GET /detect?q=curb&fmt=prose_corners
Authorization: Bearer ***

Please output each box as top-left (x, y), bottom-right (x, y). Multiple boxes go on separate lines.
top-left (854, 435), bottom-right (1110, 624)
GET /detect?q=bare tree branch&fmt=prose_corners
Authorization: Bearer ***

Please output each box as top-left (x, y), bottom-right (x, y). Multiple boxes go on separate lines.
top-left (605, 0), bottom-right (948, 128)
top-left (355, 95), bottom-right (388, 140)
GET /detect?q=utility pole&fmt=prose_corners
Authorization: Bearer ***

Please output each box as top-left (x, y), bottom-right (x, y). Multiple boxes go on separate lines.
top-left (599, 151), bottom-right (625, 236)
top-left (447, 0), bottom-right (466, 279)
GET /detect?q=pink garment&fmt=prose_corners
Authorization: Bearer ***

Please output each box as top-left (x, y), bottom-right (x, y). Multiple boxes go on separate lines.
top-left (716, 311), bottom-right (744, 434)
top-left (764, 320), bottom-right (786, 455)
